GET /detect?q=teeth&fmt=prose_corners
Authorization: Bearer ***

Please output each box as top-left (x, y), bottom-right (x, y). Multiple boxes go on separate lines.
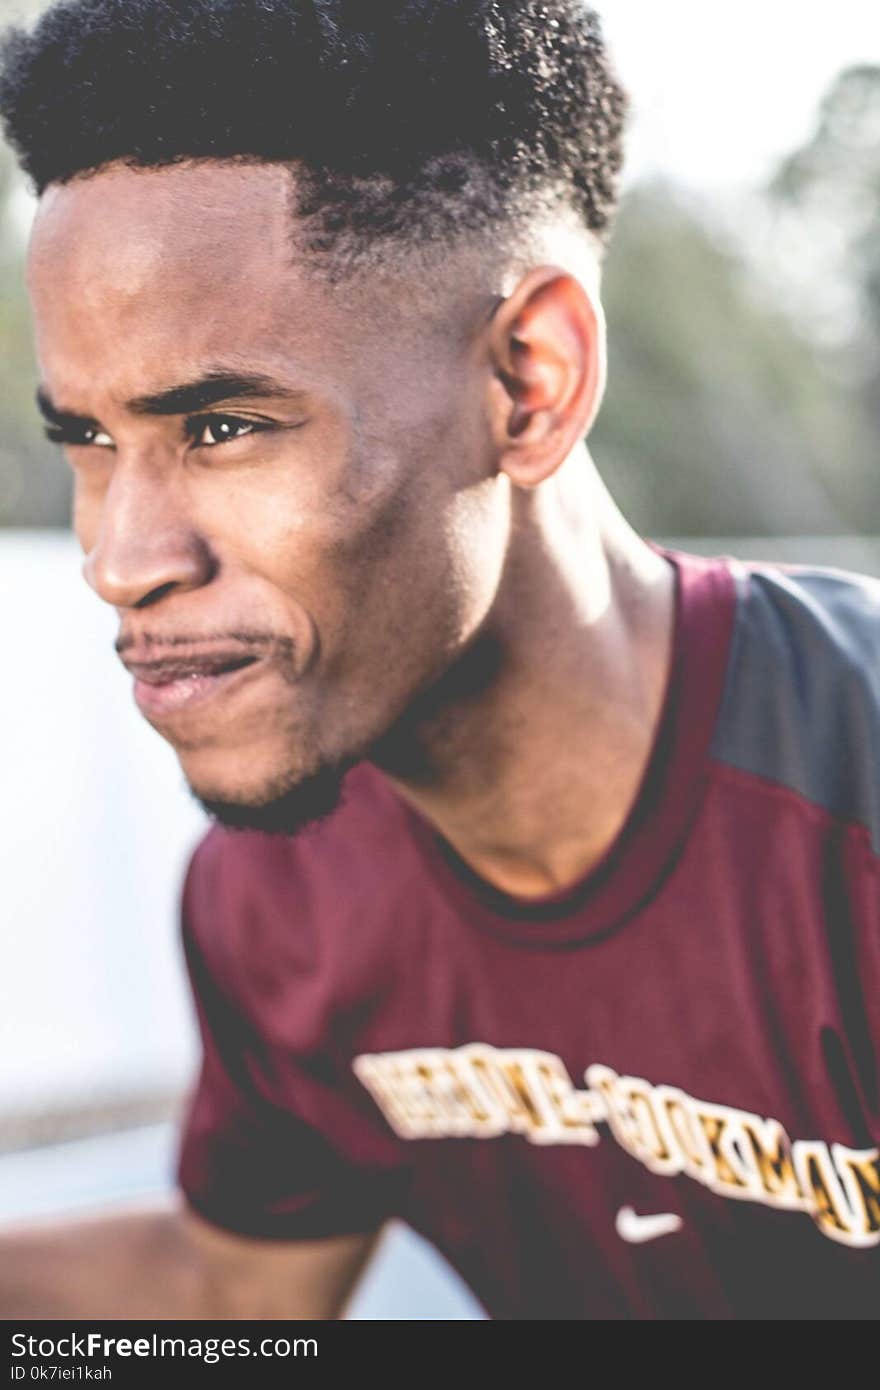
top-left (136, 656), bottom-right (257, 684)
top-left (153, 667), bottom-right (220, 683)
top-left (174, 658), bottom-right (254, 681)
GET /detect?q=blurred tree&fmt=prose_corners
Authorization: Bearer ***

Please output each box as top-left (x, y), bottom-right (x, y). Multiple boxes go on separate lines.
top-left (0, 138), bottom-right (72, 527)
top-left (594, 181), bottom-right (876, 535)
top-left (769, 65), bottom-right (880, 434)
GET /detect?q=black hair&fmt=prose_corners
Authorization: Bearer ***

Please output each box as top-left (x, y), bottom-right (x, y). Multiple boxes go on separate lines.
top-left (0, 0), bottom-right (628, 262)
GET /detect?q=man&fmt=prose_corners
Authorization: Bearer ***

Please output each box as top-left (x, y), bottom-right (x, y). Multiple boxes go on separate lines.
top-left (0, 0), bottom-right (877, 1321)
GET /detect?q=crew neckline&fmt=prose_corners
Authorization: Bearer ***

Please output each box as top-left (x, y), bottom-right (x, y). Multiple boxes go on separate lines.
top-left (396, 545), bottom-right (738, 947)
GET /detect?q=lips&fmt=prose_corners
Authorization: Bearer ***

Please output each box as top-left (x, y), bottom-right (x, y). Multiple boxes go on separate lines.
top-left (124, 652), bottom-right (259, 686)
top-left (122, 647), bottom-right (266, 719)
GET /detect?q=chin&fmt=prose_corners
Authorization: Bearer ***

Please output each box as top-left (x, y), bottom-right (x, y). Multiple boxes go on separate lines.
top-left (186, 755), bottom-right (361, 837)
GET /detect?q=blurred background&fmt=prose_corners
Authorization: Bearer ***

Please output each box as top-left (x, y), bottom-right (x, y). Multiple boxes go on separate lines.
top-left (1, 0), bottom-right (878, 1318)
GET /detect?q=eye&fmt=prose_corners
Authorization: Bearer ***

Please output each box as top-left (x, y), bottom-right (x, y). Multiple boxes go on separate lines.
top-left (44, 423), bottom-right (115, 449)
top-left (190, 414), bottom-right (264, 447)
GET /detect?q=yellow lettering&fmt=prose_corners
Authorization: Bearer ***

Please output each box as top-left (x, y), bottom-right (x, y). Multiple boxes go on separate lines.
top-left (740, 1118), bottom-right (804, 1208)
top-left (793, 1142), bottom-right (860, 1242)
top-left (832, 1145), bottom-right (880, 1245)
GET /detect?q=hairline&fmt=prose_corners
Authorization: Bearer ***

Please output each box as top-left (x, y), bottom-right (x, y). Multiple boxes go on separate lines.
top-left (42, 151), bottom-right (606, 293)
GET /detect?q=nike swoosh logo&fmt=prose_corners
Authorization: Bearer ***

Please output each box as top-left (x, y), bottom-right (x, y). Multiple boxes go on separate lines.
top-left (616, 1205), bottom-right (683, 1244)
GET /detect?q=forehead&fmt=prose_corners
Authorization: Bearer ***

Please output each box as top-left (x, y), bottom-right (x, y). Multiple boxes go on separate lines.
top-left (25, 158), bottom-right (484, 420)
top-left (28, 159), bottom-right (299, 297)
top-left (26, 160), bottom-right (362, 403)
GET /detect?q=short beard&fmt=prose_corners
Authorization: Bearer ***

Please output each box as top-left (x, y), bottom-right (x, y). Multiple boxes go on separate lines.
top-left (188, 755), bottom-right (361, 837)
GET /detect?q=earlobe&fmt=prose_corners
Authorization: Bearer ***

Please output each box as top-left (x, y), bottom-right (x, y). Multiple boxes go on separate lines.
top-left (487, 267), bottom-right (605, 488)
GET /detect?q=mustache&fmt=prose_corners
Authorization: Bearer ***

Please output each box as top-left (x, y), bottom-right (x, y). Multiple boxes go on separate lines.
top-left (115, 629), bottom-right (296, 660)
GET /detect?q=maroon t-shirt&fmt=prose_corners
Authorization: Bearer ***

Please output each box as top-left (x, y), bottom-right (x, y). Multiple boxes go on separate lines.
top-left (176, 546), bottom-right (880, 1319)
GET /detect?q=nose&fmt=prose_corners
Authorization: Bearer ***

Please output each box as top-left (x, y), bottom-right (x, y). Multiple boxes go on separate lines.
top-left (81, 458), bottom-right (215, 609)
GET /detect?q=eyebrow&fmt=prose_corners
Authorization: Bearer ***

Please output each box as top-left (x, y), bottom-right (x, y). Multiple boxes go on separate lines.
top-left (36, 370), bottom-right (308, 425)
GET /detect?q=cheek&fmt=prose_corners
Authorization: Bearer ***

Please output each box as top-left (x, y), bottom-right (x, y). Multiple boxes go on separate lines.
top-left (207, 438), bottom-right (412, 604)
top-left (202, 399), bottom-right (414, 571)
top-left (314, 458), bottom-right (509, 683)
top-left (316, 413), bottom-right (507, 663)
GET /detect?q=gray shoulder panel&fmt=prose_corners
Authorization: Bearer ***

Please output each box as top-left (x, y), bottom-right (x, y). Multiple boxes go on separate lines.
top-left (710, 560), bottom-right (880, 852)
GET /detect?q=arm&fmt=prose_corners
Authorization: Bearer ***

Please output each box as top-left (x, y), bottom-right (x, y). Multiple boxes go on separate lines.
top-left (0, 1192), bottom-right (380, 1320)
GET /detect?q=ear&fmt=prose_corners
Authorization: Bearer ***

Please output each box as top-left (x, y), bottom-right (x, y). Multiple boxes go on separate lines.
top-left (486, 267), bottom-right (606, 488)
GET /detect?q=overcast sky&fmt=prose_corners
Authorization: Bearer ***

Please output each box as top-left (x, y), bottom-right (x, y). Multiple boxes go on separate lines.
top-left (598, 0), bottom-right (880, 192)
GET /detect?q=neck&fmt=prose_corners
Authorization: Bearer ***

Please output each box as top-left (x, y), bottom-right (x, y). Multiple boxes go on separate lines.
top-left (370, 450), bottom-right (676, 900)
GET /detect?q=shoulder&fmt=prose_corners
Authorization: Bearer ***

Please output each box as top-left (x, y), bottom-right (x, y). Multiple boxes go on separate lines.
top-left (712, 557), bottom-right (880, 850)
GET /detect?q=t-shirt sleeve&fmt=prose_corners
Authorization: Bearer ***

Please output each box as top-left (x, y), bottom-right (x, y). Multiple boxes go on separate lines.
top-left (174, 834), bottom-right (403, 1241)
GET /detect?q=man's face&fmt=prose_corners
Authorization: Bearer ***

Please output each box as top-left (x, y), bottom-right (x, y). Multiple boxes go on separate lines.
top-left (26, 160), bottom-right (509, 830)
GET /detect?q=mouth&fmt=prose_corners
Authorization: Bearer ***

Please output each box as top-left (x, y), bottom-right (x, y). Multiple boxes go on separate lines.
top-left (130, 654), bottom-right (264, 718)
